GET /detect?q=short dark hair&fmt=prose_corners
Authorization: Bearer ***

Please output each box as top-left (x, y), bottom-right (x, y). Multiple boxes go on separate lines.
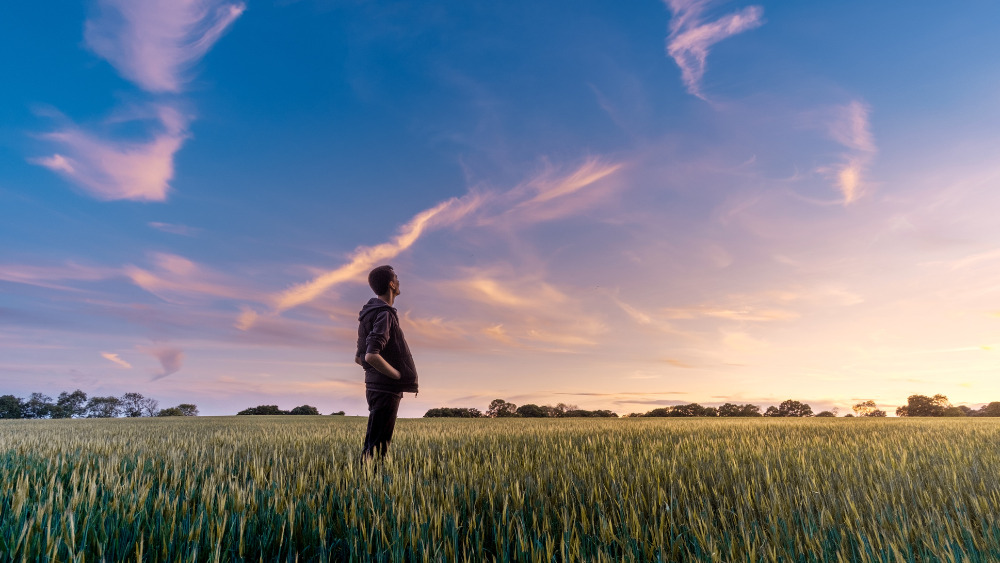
top-left (368, 265), bottom-right (395, 295)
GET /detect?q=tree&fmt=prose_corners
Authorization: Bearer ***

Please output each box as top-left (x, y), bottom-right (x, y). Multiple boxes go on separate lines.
top-left (157, 407), bottom-right (184, 416)
top-left (551, 403), bottom-right (578, 417)
top-left (515, 404), bottom-right (548, 418)
top-left (717, 403), bottom-right (762, 417)
top-left (289, 405), bottom-right (320, 415)
top-left (177, 404), bottom-right (199, 416)
top-left (563, 409), bottom-right (618, 417)
top-left (487, 399), bottom-right (518, 418)
top-left (943, 406), bottom-right (966, 417)
top-left (979, 402), bottom-right (1000, 417)
top-left (424, 407), bottom-right (483, 418)
top-left (52, 389), bottom-right (88, 419)
top-left (896, 394), bottom-right (949, 417)
top-left (815, 411), bottom-right (836, 417)
top-left (120, 392), bottom-right (149, 417)
top-left (237, 405), bottom-right (285, 415)
top-left (0, 395), bottom-right (25, 419)
top-left (23, 393), bottom-right (54, 419)
top-left (765, 400), bottom-right (813, 417)
top-left (331, 410), bottom-right (346, 416)
top-left (643, 407), bottom-right (673, 417)
top-left (668, 403), bottom-right (717, 417)
top-left (852, 400), bottom-right (877, 417)
top-left (86, 396), bottom-right (122, 418)
top-left (868, 409), bottom-right (887, 417)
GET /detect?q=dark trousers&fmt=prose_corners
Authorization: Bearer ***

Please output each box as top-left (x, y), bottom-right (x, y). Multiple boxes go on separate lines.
top-left (362, 389), bottom-right (402, 460)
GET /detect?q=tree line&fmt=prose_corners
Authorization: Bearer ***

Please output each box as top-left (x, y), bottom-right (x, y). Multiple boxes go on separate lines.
top-left (0, 389), bottom-right (197, 419)
top-left (425, 399), bottom-right (617, 418)
top-left (236, 404), bottom-right (345, 415)
top-left (423, 394), bottom-right (1000, 419)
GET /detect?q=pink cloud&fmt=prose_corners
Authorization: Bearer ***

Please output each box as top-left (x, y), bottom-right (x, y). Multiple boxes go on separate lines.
top-left (32, 106), bottom-right (188, 202)
top-left (85, 0), bottom-right (245, 93)
top-left (664, 0), bottom-right (764, 99)
top-left (140, 345), bottom-right (185, 380)
top-left (825, 101), bottom-right (877, 204)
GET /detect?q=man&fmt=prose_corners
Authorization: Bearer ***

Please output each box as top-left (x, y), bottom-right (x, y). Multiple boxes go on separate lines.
top-left (356, 265), bottom-right (418, 460)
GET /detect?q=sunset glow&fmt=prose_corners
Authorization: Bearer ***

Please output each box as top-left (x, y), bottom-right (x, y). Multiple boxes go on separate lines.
top-left (3, 1), bottom-right (1000, 416)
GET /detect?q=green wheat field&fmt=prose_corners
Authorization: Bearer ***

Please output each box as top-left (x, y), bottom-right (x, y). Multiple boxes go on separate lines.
top-left (2, 417), bottom-right (999, 562)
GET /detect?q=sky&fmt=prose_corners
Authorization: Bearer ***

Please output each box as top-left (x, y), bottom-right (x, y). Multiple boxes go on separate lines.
top-left (3, 0), bottom-right (1000, 417)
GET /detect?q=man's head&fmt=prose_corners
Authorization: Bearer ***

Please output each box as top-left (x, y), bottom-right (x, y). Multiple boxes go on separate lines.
top-left (368, 265), bottom-right (399, 297)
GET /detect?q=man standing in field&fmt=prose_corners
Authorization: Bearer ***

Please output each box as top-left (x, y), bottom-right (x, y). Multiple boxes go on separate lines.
top-left (356, 265), bottom-right (418, 460)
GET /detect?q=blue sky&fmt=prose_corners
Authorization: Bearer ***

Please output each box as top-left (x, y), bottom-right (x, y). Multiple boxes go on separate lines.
top-left (3, 0), bottom-right (1000, 417)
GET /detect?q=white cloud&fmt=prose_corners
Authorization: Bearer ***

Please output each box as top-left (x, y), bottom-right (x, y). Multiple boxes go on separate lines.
top-left (85, 0), bottom-right (245, 93)
top-left (664, 0), bottom-right (764, 99)
top-left (32, 105), bottom-right (188, 202)
top-left (825, 100), bottom-right (877, 204)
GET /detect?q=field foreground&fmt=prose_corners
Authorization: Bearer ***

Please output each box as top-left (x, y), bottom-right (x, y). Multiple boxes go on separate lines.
top-left (2, 417), bottom-right (999, 562)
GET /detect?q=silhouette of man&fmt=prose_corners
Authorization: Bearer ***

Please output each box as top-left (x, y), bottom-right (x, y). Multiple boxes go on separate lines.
top-left (356, 265), bottom-right (418, 460)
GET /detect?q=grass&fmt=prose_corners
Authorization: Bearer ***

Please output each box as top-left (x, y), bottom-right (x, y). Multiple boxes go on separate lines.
top-left (2, 416), bottom-right (1000, 561)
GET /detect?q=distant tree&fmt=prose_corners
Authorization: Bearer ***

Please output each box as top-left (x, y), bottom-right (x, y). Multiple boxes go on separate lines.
top-left (643, 407), bottom-right (673, 417)
top-left (424, 407), bottom-right (484, 418)
top-left (667, 403), bottom-right (718, 417)
top-left (815, 411), bottom-right (836, 417)
top-left (867, 409), bottom-right (887, 417)
top-left (717, 403), bottom-right (762, 417)
top-left (141, 397), bottom-right (160, 417)
top-left (52, 389), bottom-right (88, 419)
top-left (550, 403), bottom-right (578, 417)
top-left (156, 407), bottom-right (184, 417)
top-left (515, 404), bottom-right (548, 418)
top-left (843, 413), bottom-right (854, 417)
top-left (896, 394), bottom-right (949, 417)
top-left (176, 404), bottom-right (198, 416)
top-left (0, 395), bottom-right (25, 419)
top-left (487, 399), bottom-right (517, 418)
top-left (237, 405), bottom-right (285, 415)
top-left (852, 400), bottom-right (877, 417)
top-left (86, 396), bottom-right (122, 418)
top-left (120, 392), bottom-right (148, 417)
top-left (562, 409), bottom-right (618, 418)
top-left (956, 405), bottom-right (976, 417)
top-left (763, 406), bottom-right (780, 417)
top-left (778, 400), bottom-right (813, 417)
top-left (331, 410), bottom-right (346, 416)
top-left (979, 402), bottom-right (1000, 417)
top-left (942, 406), bottom-right (966, 417)
top-left (22, 392), bottom-right (53, 419)
top-left (289, 405), bottom-right (321, 415)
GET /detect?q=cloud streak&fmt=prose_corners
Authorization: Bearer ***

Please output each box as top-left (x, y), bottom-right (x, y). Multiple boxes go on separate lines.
top-left (85, 0), bottom-right (245, 93)
top-left (101, 352), bottom-right (132, 369)
top-left (32, 106), bottom-right (188, 202)
top-left (262, 157), bottom-right (624, 320)
top-left (826, 100), bottom-right (877, 204)
top-left (665, 0), bottom-right (764, 99)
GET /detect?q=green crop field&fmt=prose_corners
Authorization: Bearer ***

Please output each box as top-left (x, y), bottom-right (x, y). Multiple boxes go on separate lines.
top-left (2, 416), bottom-right (1000, 562)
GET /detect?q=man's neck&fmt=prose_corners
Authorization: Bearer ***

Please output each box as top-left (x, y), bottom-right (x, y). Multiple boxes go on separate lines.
top-left (377, 294), bottom-right (395, 307)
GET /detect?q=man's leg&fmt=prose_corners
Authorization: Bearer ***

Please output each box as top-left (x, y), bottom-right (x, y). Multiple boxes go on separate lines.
top-left (362, 390), bottom-right (401, 459)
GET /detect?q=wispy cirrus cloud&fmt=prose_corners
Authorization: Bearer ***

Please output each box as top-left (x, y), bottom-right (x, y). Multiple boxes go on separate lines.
top-left (825, 100), bottom-right (877, 204)
top-left (33, 0), bottom-right (242, 202)
top-left (85, 0), bottom-right (245, 93)
top-left (664, 0), bottom-right (764, 99)
top-left (32, 106), bottom-right (188, 202)
top-left (257, 157), bottom-right (624, 321)
top-left (101, 352), bottom-right (132, 369)
top-left (268, 193), bottom-right (486, 317)
top-left (124, 252), bottom-right (254, 303)
top-left (149, 222), bottom-right (202, 236)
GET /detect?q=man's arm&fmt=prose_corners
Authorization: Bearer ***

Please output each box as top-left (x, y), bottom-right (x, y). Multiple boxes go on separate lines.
top-left (364, 310), bottom-right (401, 379)
top-left (364, 353), bottom-right (401, 379)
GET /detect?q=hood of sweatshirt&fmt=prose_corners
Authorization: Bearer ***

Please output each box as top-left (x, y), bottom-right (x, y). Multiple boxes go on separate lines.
top-left (358, 297), bottom-right (395, 321)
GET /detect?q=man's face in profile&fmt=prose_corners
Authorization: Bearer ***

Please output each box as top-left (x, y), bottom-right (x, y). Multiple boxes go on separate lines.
top-left (391, 274), bottom-right (400, 297)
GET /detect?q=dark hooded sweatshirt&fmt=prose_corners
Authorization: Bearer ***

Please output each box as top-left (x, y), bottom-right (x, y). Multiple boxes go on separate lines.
top-left (357, 298), bottom-right (418, 394)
